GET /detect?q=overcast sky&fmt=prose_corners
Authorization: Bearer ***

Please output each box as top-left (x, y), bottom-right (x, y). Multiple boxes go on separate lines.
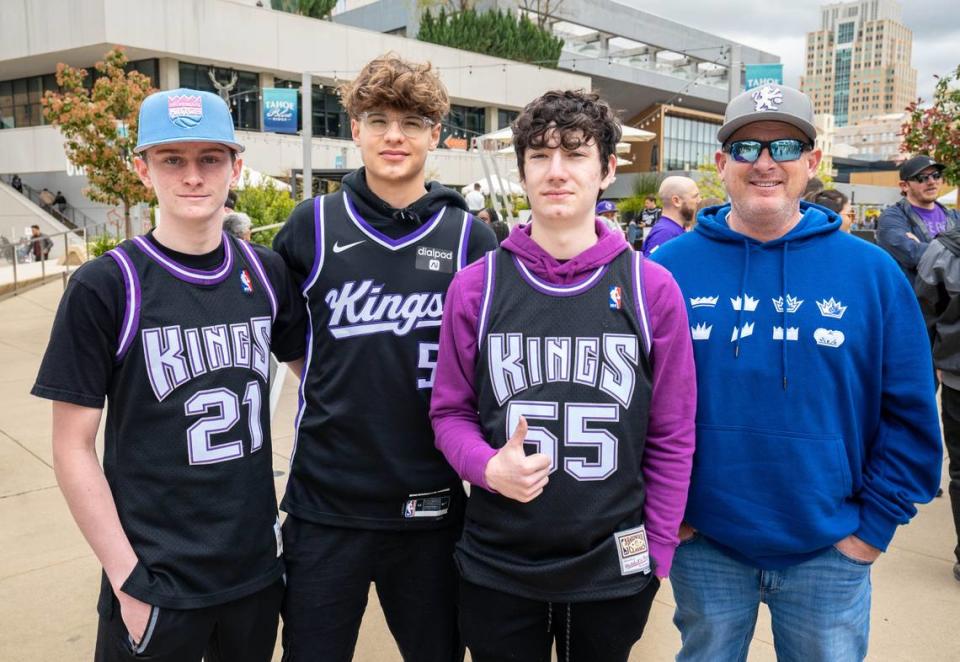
top-left (616, 0), bottom-right (957, 103)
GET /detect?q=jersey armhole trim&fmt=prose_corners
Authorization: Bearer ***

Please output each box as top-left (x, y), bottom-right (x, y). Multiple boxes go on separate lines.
top-left (236, 238), bottom-right (278, 322)
top-left (301, 194), bottom-right (326, 295)
top-left (476, 250), bottom-right (497, 342)
top-left (632, 251), bottom-right (652, 359)
top-left (106, 246), bottom-right (141, 361)
top-left (457, 211), bottom-right (473, 271)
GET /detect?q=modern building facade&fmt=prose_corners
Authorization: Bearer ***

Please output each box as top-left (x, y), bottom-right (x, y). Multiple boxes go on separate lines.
top-left (801, 0), bottom-right (916, 127)
top-left (0, 0), bottom-right (587, 231)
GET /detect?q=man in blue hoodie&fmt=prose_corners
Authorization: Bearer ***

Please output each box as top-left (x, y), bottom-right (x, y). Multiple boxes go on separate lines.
top-left (652, 85), bottom-right (942, 661)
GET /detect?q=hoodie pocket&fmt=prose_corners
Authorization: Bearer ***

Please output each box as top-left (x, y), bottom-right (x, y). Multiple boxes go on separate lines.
top-left (688, 424), bottom-right (853, 556)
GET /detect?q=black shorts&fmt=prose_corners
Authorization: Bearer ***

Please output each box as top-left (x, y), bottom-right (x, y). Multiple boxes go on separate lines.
top-left (280, 516), bottom-right (463, 662)
top-left (94, 579), bottom-right (283, 662)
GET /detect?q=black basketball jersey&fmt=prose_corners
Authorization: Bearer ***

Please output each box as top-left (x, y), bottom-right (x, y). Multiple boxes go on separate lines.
top-left (100, 233), bottom-right (283, 609)
top-left (457, 248), bottom-right (655, 602)
top-left (283, 190), bottom-right (474, 529)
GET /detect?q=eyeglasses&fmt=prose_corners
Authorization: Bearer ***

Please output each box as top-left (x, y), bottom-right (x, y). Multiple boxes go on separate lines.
top-left (909, 171), bottom-right (943, 184)
top-left (358, 112), bottom-right (436, 137)
top-left (723, 139), bottom-right (813, 163)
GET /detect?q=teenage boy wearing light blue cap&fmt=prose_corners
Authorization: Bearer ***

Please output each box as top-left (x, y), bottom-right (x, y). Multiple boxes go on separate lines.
top-left (32, 88), bottom-right (306, 661)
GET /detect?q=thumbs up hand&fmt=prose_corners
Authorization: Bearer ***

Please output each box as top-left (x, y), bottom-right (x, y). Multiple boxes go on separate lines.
top-left (483, 417), bottom-right (552, 503)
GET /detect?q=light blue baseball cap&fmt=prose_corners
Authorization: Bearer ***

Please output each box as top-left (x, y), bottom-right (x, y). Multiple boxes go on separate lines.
top-left (135, 88), bottom-right (244, 154)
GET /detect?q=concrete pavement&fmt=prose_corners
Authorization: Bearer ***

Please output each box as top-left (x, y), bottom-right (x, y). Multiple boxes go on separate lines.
top-left (1, 281), bottom-right (957, 661)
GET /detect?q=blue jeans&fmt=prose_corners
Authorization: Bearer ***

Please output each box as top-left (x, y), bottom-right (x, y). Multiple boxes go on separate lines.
top-left (671, 534), bottom-right (871, 662)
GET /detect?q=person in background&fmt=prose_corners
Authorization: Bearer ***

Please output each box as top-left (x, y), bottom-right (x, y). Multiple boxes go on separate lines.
top-left (223, 211), bottom-right (254, 241)
top-left (477, 207), bottom-right (509, 244)
top-left (626, 217), bottom-right (642, 250)
top-left (30, 224), bottom-right (53, 261)
top-left (643, 176), bottom-right (700, 257)
top-left (596, 199), bottom-right (624, 236)
top-left (39, 187), bottom-right (55, 211)
top-left (813, 189), bottom-right (855, 232)
top-left (877, 155), bottom-right (959, 282)
top-left (466, 182), bottom-right (486, 212)
top-left (639, 194), bottom-right (661, 227)
top-left (11, 174), bottom-right (23, 193)
top-left (54, 190), bottom-right (68, 213)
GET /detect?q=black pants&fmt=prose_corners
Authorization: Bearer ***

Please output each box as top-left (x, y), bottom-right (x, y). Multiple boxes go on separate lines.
top-left (941, 384), bottom-right (960, 563)
top-left (280, 516), bottom-right (463, 662)
top-left (94, 578), bottom-right (283, 662)
top-left (459, 576), bottom-right (660, 662)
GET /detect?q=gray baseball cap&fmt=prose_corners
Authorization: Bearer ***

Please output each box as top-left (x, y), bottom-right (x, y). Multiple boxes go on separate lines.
top-left (717, 85), bottom-right (817, 145)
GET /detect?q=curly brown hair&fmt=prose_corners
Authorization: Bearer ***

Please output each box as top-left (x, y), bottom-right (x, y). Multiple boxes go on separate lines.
top-left (339, 53), bottom-right (450, 122)
top-left (512, 90), bottom-right (621, 180)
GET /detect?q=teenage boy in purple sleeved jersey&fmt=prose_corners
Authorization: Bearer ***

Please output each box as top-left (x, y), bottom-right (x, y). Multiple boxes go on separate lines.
top-left (429, 90), bottom-right (697, 662)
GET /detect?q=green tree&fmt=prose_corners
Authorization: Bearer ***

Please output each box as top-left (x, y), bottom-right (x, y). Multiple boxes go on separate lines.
top-left (234, 176), bottom-right (297, 247)
top-left (902, 64), bottom-right (960, 192)
top-left (617, 172), bottom-right (663, 215)
top-left (271, 0), bottom-right (337, 19)
top-left (42, 48), bottom-right (156, 239)
top-left (418, 8), bottom-right (564, 67)
top-left (694, 162), bottom-right (726, 200)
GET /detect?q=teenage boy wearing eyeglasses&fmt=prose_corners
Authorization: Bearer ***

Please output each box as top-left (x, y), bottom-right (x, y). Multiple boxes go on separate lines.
top-left (877, 155), bottom-right (960, 282)
top-left (651, 85), bottom-right (942, 661)
top-left (272, 54), bottom-right (497, 661)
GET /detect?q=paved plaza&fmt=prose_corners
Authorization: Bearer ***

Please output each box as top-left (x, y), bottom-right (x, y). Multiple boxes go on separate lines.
top-left (1, 281), bottom-right (957, 661)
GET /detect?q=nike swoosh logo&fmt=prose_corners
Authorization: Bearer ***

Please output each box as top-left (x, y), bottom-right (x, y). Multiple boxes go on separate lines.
top-left (332, 240), bottom-right (365, 254)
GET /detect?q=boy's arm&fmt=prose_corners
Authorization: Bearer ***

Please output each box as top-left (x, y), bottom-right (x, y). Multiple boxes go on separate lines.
top-left (52, 401), bottom-right (152, 644)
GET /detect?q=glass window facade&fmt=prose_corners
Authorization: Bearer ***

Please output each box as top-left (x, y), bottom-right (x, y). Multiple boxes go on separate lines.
top-left (662, 115), bottom-right (720, 171)
top-left (274, 79), bottom-right (350, 139)
top-left (179, 62), bottom-right (260, 130)
top-left (497, 109), bottom-right (518, 130)
top-left (837, 21), bottom-right (855, 44)
top-left (441, 104), bottom-right (486, 149)
top-left (833, 50), bottom-right (852, 126)
top-left (1, 60), bottom-right (157, 130)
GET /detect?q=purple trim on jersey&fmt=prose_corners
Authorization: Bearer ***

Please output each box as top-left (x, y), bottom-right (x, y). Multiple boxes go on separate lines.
top-left (302, 195), bottom-right (326, 295)
top-left (107, 246), bottom-right (141, 360)
top-left (632, 252), bottom-right (652, 357)
top-left (512, 255), bottom-right (607, 297)
top-left (131, 233), bottom-right (234, 285)
top-left (343, 192), bottom-right (446, 250)
top-left (476, 251), bottom-right (497, 340)
top-left (236, 239), bottom-right (278, 322)
top-left (458, 212), bottom-right (473, 270)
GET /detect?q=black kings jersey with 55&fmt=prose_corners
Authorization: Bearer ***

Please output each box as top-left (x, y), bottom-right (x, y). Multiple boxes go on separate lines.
top-left (283, 191), bottom-right (475, 529)
top-left (101, 234), bottom-right (283, 610)
top-left (458, 248), bottom-right (655, 602)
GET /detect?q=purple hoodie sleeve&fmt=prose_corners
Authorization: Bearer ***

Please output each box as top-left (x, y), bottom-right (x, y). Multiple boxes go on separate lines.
top-left (430, 260), bottom-right (498, 490)
top-left (641, 259), bottom-right (697, 577)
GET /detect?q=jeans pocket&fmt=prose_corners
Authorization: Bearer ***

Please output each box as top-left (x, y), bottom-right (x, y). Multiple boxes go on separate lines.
top-left (831, 545), bottom-right (874, 567)
top-left (677, 532), bottom-right (700, 548)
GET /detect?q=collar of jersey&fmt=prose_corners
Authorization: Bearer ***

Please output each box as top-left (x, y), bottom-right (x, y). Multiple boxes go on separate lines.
top-left (132, 233), bottom-right (235, 285)
top-left (512, 255), bottom-right (608, 297)
top-left (342, 192), bottom-right (446, 251)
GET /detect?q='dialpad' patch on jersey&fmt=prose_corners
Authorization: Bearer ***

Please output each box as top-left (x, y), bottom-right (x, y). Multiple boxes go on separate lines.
top-left (614, 525), bottom-right (650, 575)
top-left (415, 246), bottom-right (454, 273)
top-left (168, 94), bottom-right (203, 128)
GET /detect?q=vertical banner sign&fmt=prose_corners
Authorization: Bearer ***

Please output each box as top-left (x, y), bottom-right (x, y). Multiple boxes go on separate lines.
top-left (744, 64), bottom-right (784, 90)
top-left (263, 88), bottom-right (298, 134)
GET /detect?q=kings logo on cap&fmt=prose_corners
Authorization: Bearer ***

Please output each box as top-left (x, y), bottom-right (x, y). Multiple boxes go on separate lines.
top-left (752, 85), bottom-right (784, 112)
top-left (167, 94), bottom-right (204, 129)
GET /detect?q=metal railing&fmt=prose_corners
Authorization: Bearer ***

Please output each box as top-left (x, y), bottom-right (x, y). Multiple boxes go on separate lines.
top-left (0, 223), bottom-right (110, 300)
top-left (0, 175), bottom-right (105, 232)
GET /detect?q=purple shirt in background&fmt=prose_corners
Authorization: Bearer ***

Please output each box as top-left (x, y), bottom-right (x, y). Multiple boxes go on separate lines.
top-left (643, 215), bottom-right (685, 257)
top-left (429, 220), bottom-right (697, 577)
top-left (912, 204), bottom-right (949, 237)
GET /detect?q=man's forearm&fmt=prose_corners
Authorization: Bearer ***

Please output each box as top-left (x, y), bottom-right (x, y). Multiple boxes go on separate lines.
top-left (54, 443), bottom-right (138, 592)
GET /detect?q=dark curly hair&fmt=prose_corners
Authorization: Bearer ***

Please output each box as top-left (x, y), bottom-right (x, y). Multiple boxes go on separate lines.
top-left (512, 90), bottom-right (621, 181)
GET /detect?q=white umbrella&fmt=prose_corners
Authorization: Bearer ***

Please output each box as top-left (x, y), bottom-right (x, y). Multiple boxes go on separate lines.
top-left (620, 125), bottom-right (656, 142)
top-left (462, 175), bottom-right (524, 196)
top-left (235, 165), bottom-right (291, 191)
top-left (937, 188), bottom-right (957, 206)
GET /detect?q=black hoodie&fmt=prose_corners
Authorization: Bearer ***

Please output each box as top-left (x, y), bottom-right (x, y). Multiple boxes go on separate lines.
top-left (275, 168), bottom-right (495, 286)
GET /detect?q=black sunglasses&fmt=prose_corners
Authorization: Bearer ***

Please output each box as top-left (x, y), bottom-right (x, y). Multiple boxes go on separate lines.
top-left (723, 139), bottom-right (813, 163)
top-left (910, 171), bottom-right (943, 184)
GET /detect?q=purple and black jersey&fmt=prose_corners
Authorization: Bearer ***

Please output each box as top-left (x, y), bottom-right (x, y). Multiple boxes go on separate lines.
top-left (33, 233), bottom-right (305, 610)
top-left (458, 247), bottom-right (655, 602)
top-left (277, 190), bottom-right (490, 530)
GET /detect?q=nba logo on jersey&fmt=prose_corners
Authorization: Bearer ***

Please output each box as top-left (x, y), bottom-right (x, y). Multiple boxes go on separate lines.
top-left (240, 269), bottom-right (254, 295)
top-left (609, 286), bottom-right (622, 310)
top-left (403, 500), bottom-right (417, 518)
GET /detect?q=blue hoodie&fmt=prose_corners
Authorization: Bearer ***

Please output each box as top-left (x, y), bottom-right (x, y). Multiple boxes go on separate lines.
top-left (652, 202), bottom-right (942, 569)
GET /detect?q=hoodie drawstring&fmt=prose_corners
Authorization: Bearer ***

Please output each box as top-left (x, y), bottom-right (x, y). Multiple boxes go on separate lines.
top-left (781, 242), bottom-right (790, 390)
top-left (734, 240), bottom-right (751, 358)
